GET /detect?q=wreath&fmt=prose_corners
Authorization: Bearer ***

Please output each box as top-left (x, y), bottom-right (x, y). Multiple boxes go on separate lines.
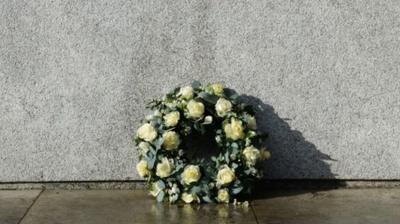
top-left (134, 81), bottom-right (270, 203)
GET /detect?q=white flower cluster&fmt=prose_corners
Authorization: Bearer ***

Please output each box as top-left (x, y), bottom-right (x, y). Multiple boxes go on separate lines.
top-left (134, 82), bottom-right (270, 204)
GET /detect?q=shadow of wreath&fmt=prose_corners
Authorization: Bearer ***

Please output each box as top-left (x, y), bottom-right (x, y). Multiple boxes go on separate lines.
top-left (238, 95), bottom-right (344, 199)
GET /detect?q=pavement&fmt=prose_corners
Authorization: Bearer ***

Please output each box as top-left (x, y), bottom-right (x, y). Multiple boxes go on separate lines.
top-left (0, 189), bottom-right (399, 224)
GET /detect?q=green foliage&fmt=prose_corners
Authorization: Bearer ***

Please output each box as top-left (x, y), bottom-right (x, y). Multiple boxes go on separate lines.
top-left (134, 82), bottom-right (269, 204)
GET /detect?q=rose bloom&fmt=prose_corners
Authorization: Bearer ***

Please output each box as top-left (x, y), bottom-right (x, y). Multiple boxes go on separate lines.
top-left (181, 192), bottom-right (199, 203)
top-left (137, 123), bottom-right (157, 142)
top-left (149, 182), bottom-right (162, 197)
top-left (211, 83), bottom-right (224, 96)
top-left (260, 149), bottom-right (271, 160)
top-left (215, 98), bottom-right (232, 117)
top-left (156, 158), bottom-right (174, 178)
top-left (242, 146), bottom-right (260, 166)
top-left (217, 189), bottom-right (229, 203)
top-left (138, 142), bottom-right (151, 154)
top-left (245, 114), bottom-right (257, 130)
top-left (216, 166), bottom-right (235, 185)
top-left (186, 100), bottom-right (205, 119)
top-left (179, 86), bottom-right (194, 100)
top-left (136, 160), bottom-right (149, 177)
top-left (164, 111), bottom-right (180, 127)
top-left (223, 118), bottom-right (245, 140)
top-left (181, 165), bottom-right (201, 185)
top-left (162, 131), bottom-right (180, 150)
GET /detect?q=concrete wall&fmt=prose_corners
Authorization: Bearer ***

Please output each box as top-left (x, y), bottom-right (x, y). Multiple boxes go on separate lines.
top-left (1, 0), bottom-right (400, 182)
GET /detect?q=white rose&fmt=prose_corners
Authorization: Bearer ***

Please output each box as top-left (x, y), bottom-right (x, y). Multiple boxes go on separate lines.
top-left (164, 111), bottom-right (180, 127)
top-left (245, 114), bottom-right (257, 130)
top-left (136, 160), bottom-right (150, 177)
top-left (156, 158), bottom-right (174, 178)
top-left (217, 189), bottom-right (230, 203)
top-left (223, 118), bottom-right (245, 140)
top-left (162, 131), bottom-right (180, 150)
top-left (216, 166), bottom-right (235, 185)
top-left (260, 149), bottom-right (271, 160)
top-left (168, 183), bottom-right (180, 203)
top-left (138, 142), bottom-right (151, 154)
top-left (168, 183), bottom-right (180, 195)
top-left (137, 123), bottom-right (157, 142)
top-left (242, 146), bottom-right (260, 166)
top-left (181, 192), bottom-right (199, 204)
top-left (211, 83), bottom-right (224, 96)
top-left (181, 165), bottom-right (201, 185)
top-left (215, 98), bottom-right (232, 117)
top-left (187, 100), bottom-right (205, 119)
top-left (179, 86), bottom-right (194, 100)
top-left (149, 182), bottom-right (162, 197)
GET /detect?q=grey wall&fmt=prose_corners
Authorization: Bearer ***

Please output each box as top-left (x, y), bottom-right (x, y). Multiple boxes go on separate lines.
top-left (1, 0), bottom-right (400, 182)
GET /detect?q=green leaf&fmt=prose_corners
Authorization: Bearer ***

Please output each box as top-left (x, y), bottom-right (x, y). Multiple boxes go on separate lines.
top-left (224, 151), bottom-right (230, 163)
top-left (193, 122), bottom-right (201, 131)
top-left (171, 164), bottom-right (184, 175)
top-left (232, 186), bottom-right (243, 195)
top-left (147, 155), bottom-right (156, 169)
top-left (190, 186), bottom-right (202, 194)
top-left (157, 180), bottom-right (166, 189)
top-left (154, 138), bottom-right (164, 150)
top-left (191, 80), bottom-right (201, 88)
top-left (145, 150), bottom-right (157, 169)
top-left (156, 191), bottom-right (165, 202)
top-left (202, 195), bottom-right (212, 203)
top-left (197, 92), bottom-right (219, 104)
top-left (231, 142), bottom-right (239, 150)
top-left (224, 88), bottom-right (238, 99)
top-left (231, 163), bottom-right (239, 169)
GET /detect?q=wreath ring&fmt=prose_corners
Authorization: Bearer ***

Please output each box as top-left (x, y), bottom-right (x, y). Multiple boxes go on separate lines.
top-left (135, 81), bottom-right (270, 203)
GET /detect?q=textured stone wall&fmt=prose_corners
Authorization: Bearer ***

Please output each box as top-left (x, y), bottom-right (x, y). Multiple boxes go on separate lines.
top-left (1, 0), bottom-right (400, 181)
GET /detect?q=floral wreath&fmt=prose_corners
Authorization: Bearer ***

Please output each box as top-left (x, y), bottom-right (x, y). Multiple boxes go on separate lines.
top-left (135, 81), bottom-right (270, 203)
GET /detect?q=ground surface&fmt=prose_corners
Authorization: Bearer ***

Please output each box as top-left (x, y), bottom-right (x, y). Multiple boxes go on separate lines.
top-left (0, 189), bottom-right (399, 224)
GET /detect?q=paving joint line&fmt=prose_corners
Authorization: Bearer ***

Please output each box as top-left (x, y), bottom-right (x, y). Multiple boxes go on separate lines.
top-left (250, 202), bottom-right (260, 224)
top-left (17, 188), bottom-right (44, 224)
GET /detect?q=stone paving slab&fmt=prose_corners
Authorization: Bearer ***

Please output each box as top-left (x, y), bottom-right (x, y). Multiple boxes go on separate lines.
top-left (0, 190), bottom-right (41, 224)
top-left (3, 189), bottom-right (400, 224)
top-left (252, 189), bottom-right (400, 224)
top-left (20, 190), bottom-right (256, 224)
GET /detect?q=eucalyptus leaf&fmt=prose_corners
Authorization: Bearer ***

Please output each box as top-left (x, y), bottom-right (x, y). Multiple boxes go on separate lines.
top-left (156, 191), bottom-right (165, 202)
top-left (232, 186), bottom-right (243, 195)
top-left (191, 80), bottom-right (201, 88)
top-left (171, 164), bottom-right (184, 175)
top-left (224, 88), bottom-right (238, 99)
top-left (224, 151), bottom-right (230, 163)
top-left (198, 92), bottom-right (219, 104)
top-left (154, 138), bottom-right (164, 150)
top-left (157, 180), bottom-right (166, 189)
top-left (190, 186), bottom-right (201, 194)
top-left (202, 195), bottom-right (212, 203)
top-left (193, 122), bottom-right (201, 131)
top-left (147, 155), bottom-right (156, 169)
top-left (231, 142), bottom-right (239, 150)
top-left (231, 163), bottom-right (239, 169)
